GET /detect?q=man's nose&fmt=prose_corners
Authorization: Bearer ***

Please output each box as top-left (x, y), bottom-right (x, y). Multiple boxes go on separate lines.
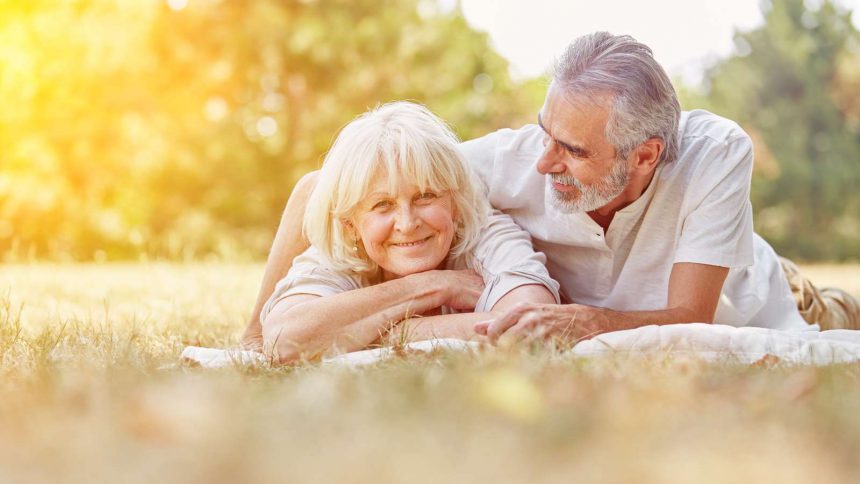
top-left (536, 143), bottom-right (566, 175)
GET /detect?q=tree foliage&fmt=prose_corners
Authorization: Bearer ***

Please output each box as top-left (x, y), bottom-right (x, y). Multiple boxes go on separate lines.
top-left (2, 0), bottom-right (858, 262)
top-left (0, 0), bottom-right (539, 261)
top-left (692, 0), bottom-right (860, 260)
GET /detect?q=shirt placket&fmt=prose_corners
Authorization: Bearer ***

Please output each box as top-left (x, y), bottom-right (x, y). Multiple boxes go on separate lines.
top-left (579, 215), bottom-right (613, 300)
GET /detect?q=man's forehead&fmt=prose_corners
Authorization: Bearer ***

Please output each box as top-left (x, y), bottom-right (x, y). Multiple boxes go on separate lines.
top-left (541, 90), bottom-right (611, 137)
top-left (548, 84), bottom-right (612, 117)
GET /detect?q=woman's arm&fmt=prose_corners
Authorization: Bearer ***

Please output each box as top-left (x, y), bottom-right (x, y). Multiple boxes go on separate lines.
top-left (385, 283), bottom-right (557, 343)
top-left (241, 171), bottom-right (318, 349)
top-left (262, 269), bottom-right (484, 363)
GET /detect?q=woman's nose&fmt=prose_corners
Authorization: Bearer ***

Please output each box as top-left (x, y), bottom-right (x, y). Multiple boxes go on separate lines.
top-left (393, 205), bottom-right (420, 233)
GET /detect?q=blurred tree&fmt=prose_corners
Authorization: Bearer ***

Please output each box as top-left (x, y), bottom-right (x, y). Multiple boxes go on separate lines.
top-left (5, 0), bottom-right (856, 262)
top-left (0, 0), bottom-right (540, 261)
top-left (699, 0), bottom-right (860, 260)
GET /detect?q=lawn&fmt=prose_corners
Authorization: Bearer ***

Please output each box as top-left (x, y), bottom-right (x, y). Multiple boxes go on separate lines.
top-left (1, 263), bottom-right (859, 483)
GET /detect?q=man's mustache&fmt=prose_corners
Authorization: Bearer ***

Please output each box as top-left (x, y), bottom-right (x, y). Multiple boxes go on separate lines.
top-left (550, 173), bottom-right (584, 190)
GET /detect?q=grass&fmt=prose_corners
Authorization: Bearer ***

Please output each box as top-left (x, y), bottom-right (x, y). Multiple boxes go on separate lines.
top-left (1, 263), bottom-right (860, 483)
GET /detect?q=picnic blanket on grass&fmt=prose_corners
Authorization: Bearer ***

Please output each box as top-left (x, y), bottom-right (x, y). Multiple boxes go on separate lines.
top-left (181, 324), bottom-right (860, 368)
top-left (570, 323), bottom-right (860, 365)
top-left (181, 338), bottom-right (481, 368)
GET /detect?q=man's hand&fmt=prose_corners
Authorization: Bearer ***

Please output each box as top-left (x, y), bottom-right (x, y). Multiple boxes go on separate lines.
top-left (474, 302), bottom-right (610, 344)
top-left (472, 263), bottom-right (730, 345)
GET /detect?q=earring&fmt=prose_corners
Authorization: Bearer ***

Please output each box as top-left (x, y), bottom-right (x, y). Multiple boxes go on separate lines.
top-left (351, 245), bottom-right (358, 253)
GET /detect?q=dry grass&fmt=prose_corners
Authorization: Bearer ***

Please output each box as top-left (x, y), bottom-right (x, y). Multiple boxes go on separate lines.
top-left (1, 263), bottom-right (860, 484)
top-left (799, 264), bottom-right (860, 298)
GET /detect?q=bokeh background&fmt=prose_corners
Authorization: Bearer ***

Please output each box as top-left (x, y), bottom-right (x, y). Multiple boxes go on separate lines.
top-left (2, 0), bottom-right (859, 262)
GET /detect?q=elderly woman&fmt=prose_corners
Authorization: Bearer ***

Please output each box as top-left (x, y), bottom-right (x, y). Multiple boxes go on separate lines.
top-left (261, 102), bottom-right (559, 362)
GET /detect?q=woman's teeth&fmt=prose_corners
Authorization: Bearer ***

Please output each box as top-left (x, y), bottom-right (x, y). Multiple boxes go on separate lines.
top-left (392, 237), bottom-right (429, 247)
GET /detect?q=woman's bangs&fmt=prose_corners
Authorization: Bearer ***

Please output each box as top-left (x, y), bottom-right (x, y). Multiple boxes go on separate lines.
top-left (395, 143), bottom-right (458, 196)
top-left (331, 142), bottom-right (381, 219)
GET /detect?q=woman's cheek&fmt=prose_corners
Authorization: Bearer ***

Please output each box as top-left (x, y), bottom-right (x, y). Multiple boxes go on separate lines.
top-left (418, 204), bottom-right (456, 232)
top-left (359, 213), bottom-right (394, 244)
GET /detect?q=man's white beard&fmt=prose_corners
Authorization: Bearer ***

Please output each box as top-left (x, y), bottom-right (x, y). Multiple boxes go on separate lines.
top-left (549, 156), bottom-right (630, 213)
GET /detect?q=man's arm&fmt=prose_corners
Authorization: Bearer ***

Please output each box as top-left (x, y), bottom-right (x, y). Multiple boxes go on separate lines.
top-left (240, 171), bottom-right (318, 349)
top-left (475, 262), bottom-right (729, 343)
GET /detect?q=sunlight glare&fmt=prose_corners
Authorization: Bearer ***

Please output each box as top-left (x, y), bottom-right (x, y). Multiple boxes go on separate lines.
top-left (204, 97), bottom-right (228, 122)
top-left (255, 116), bottom-right (278, 138)
top-left (166, 0), bottom-right (188, 11)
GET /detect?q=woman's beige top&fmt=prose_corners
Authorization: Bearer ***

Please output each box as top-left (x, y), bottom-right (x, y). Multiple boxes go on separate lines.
top-left (260, 211), bottom-right (560, 321)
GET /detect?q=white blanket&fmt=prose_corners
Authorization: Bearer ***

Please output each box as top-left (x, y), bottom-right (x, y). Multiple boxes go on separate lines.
top-left (181, 324), bottom-right (860, 368)
top-left (181, 338), bottom-right (481, 368)
top-left (571, 323), bottom-right (860, 365)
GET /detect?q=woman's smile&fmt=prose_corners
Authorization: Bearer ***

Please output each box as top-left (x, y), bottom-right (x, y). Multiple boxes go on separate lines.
top-left (351, 172), bottom-right (457, 280)
top-left (388, 235), bottom-right (433, 248)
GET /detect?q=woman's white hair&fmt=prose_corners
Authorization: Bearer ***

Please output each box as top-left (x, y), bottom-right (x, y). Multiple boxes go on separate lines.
top-left (303, 101), bottom-right (489, 276)
top-left (553, 32), bottom-right (681, 164)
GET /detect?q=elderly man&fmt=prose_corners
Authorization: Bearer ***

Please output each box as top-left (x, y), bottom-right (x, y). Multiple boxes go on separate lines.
top-left (241, 32), bottom-right (858, 348)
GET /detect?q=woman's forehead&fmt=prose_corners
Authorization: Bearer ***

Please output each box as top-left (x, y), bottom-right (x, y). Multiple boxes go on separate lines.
top-left (364, 167), bottom-right (445, 196)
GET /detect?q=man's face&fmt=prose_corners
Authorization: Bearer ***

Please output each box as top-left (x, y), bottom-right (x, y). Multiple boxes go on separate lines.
top-left (536, 82), bottom-right (631, 213)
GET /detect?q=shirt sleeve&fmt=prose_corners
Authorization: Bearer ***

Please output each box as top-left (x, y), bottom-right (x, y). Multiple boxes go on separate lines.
top-left (469, 210), bottom-right (561, 311)
top-left (458, 126), bottom-right (548, 212)
top-left (458, 130), bottom-right (502, 196)
top-left (674, 133), bottom-right (755, 268)
top-left (258, 247), bottom-right (362, 324)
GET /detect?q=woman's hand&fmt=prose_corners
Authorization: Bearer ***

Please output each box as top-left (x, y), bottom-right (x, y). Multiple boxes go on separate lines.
top-left (263, 269), bottom-right (483, 363)
top-left (410, 269), bottom-right (484, 311)
top-left (443, 270), bottom-right (485, 310)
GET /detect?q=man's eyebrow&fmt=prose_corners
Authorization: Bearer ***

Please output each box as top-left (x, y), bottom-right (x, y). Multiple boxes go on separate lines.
top-left (537, 112), bottom-right (590, 157)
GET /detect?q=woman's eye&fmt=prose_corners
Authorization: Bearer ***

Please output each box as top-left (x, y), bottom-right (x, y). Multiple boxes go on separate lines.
top-left (418, 192), bottom-right (437, 200)
top-left (372, 200), bottom-right (391, 210)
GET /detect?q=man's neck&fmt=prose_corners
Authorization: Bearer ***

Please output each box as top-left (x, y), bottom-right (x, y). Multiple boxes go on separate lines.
top-left (587, 170), bottom-right (656, 234)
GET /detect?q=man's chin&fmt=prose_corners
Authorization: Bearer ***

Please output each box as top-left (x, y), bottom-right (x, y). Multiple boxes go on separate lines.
top-left (550, 190), bottom-right (588, 213)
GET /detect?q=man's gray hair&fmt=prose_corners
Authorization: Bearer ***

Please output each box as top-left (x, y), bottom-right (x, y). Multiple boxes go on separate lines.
top-left (553, 32), bottom-right (681, 164)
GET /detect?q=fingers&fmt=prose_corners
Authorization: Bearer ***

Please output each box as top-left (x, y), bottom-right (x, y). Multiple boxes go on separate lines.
top-left (485, 303), bottom-right (531, 341)
top-left (477, 304), bottom-right (585, 346)
top-left (440, 269), bottom-right (485, 311)
top-left (486, 305), bottom-right (572, 345)
top-left (450, 287), bottom-right (483, 311)
top-left (504, 315), bottom-right (544, 341)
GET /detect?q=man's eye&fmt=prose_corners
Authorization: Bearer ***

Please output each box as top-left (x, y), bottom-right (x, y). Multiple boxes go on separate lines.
top-left (565, 147), bottom-right (585, 159)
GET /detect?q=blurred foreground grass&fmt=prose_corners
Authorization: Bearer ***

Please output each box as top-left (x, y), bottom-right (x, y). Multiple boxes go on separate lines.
top-left (1, 263), bottom-right (860, 483)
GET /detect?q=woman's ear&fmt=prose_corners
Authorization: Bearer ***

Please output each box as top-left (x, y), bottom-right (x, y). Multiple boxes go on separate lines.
top-left (341, 219), bottom-right (359, 241)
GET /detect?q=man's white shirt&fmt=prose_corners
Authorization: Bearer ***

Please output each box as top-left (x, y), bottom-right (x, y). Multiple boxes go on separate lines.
top-left (460, 110), bottom-right (811, 330)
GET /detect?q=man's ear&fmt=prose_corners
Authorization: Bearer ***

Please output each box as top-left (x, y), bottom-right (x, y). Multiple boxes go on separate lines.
top-left (631, 137), bottom-right (664, 174)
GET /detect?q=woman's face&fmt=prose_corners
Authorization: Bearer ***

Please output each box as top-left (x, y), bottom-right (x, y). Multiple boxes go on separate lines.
top-left (349, 172), bottom-right (457, 281)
